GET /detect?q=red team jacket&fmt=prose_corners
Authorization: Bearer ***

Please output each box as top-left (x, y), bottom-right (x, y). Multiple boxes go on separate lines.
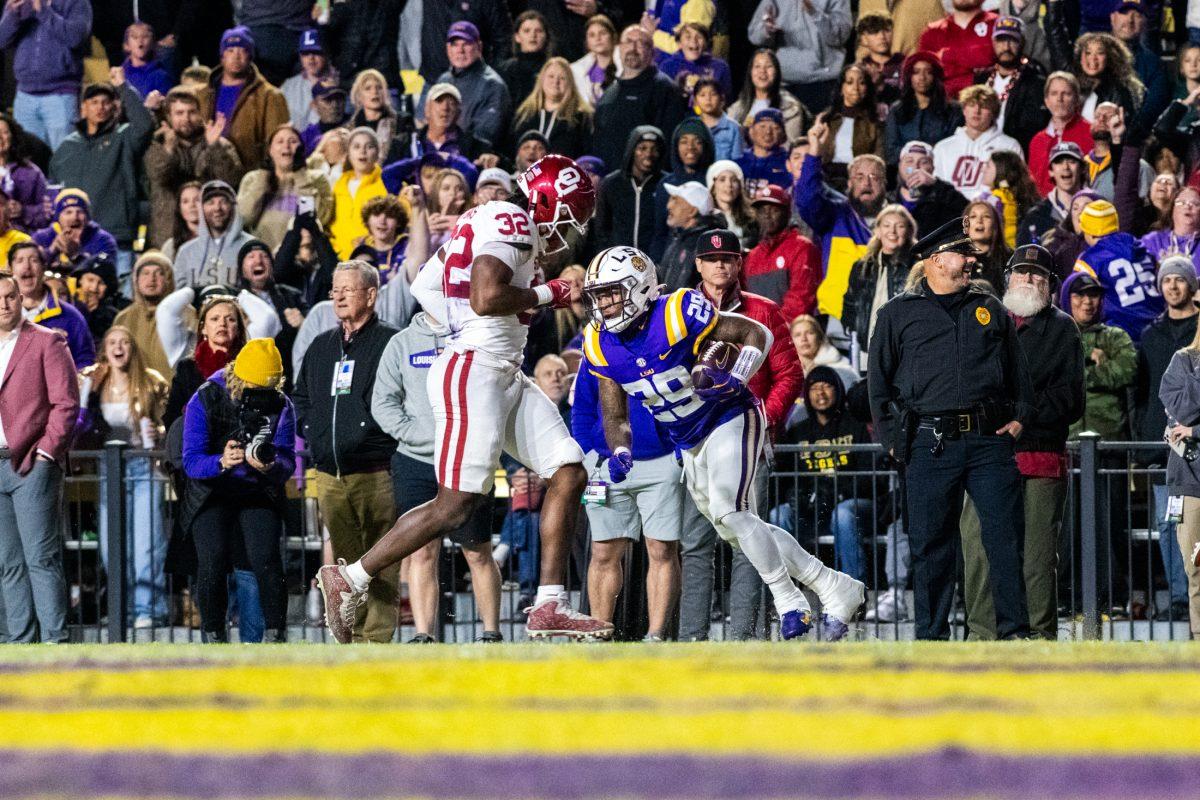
top-left (741, 226), bottom-right (822, 324)
top-left (918, 11), bottom-right (997, 97)
top-left (1027, 115), bottom-right (1095, 196)
top-left (699, 283), bottom-right (804, 436)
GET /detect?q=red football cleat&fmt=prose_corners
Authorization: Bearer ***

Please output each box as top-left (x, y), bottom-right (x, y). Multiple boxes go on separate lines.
top-left (315, 560), bottom-right (366, 644)
top-left (525, 595), bottom-right (614, 640)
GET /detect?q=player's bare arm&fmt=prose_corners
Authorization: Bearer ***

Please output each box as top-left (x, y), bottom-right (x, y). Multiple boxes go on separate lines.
top-left (469, 253), bottom-right (539, 316)
top-left (597, 374), bottom-right (633, 454)
top-left (710, 311), bottom-right (771, 352)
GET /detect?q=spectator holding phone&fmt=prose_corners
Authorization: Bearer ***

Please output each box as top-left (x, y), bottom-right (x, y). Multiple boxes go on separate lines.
top-left (238, 124), bottom-right (333, 252)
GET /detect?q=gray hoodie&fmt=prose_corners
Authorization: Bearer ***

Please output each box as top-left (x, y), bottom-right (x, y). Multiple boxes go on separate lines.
top-left (173, 186), bottom-right (253, 289)
top-left (748, 0), bottom-right (852, 87)
top-left (370, 311), bottom-right (448, 461)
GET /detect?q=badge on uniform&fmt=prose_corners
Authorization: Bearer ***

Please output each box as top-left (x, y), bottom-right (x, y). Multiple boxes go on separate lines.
top-left (583, 480), bottom-right (608, 507)
top-left (976, 307), bottom-right (991, 326)
top-left (331, 359), bottom-right (355, 396)
top-left (974, 21), bottom-right (988, 35)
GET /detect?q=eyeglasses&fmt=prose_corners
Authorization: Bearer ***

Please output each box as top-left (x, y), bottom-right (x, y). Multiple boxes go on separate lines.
top-left (1013, 269), bottom-right (1050, 285)
top-left (1175, 199), bottom-right (1200, 209)
top-left (329, 287), bottom-right (366, 299)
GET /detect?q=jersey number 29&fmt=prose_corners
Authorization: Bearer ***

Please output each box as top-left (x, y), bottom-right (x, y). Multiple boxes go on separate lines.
top-left (623, 366), bottom-right (705, 422)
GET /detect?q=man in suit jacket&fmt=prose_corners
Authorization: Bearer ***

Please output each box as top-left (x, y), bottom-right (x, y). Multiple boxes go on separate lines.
top-left (0, 272), bottom-right (79, 643)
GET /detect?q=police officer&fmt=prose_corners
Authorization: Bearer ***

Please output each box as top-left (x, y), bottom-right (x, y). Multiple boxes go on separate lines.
top-left (867, 233), bottom-right (1035, 640)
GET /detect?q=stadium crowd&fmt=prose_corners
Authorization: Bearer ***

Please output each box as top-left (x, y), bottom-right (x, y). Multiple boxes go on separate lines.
top-left (2, 0), bottom-right (1200, 643)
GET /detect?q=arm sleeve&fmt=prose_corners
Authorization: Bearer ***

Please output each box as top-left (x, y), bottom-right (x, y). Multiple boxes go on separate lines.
top-left (1113, 143), bottom-right (1142, 234)
top-left (867, 307), bottom-right (898, 445)
top-left (119, 82), bottom-right (155, 153)
top-left (793, 155), bottom-right (837, 235)
top-left (264, 400), bottom-right (297, 482)
top-left (1091, 328), bottom-right (1138, 390)
top-left (780, 237), bottom-right (822, 320)
top-left (238, 289), bottom-right (282, 340)
top-left (1030, 319), bottom-right (1086, 428)
top-left (814, 0), bottom-right (852, 47)
top-left (1161, 352), bottom-right (1200, 425)
top-left (569, 364), bottom-right (606, 456)
top-left (761, 305), bottom-right (805, 431)
top-left (747, 0), bottom-right (772, 45)
top-left (35, 334), bottom-right (80, 462)
top-left (410, 256), bottom-right (447, 322)
top-left (156, 286), bottom-right (195, 368)
top-left (35, 0), bottom-right (91, 48)
top-left (182, 392), bottom-right (224, 479)
top-left (370, 336), bottom-right (409, 440)
top-left (0, 5), bottom-right (28, 49)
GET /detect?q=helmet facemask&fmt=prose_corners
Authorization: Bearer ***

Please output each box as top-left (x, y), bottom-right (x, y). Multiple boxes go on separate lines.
top-left (537, 199), bottom-right (589, 256)
top-left (584, 276), bottom-right (655, 333)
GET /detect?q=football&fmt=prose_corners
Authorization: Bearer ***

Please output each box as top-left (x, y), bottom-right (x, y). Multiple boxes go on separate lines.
top-left (691, 341), bottom-right (740, 391)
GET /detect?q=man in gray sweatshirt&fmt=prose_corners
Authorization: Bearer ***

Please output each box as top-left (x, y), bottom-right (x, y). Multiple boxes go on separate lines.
top-left (371, 310), bottom-right (503, 642)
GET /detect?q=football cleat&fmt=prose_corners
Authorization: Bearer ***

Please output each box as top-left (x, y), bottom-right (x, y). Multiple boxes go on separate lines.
top-left (780, 609), bottom-right (813, 640)
top-left (817, 572), bottom-right (865, 641)
top-left (525, 594), bottom-right (614, 641)
top-left (315, 559), bottom-right (366, 645)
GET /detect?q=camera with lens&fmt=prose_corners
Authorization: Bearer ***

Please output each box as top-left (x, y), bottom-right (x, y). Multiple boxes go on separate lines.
top-left (235, 387), bottom-right (285, 465)
top-left (1165, 419), bottom-right (1200, 463)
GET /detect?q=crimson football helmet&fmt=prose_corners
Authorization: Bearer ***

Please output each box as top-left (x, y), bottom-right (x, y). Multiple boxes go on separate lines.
top-left (516, 154), bottom-right (596, 255)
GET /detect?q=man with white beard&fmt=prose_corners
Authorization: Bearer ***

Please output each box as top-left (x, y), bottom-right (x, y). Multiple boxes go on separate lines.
top-left (959, 244), bottom-right (1086, 640)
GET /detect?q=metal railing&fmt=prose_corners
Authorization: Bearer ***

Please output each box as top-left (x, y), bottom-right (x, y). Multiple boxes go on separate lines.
top-left (48, 436), bottom-right (1193, 643)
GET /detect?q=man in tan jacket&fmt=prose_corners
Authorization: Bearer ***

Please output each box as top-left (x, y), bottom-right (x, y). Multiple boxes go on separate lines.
top-left (193, 27), bottom-right (289, 171)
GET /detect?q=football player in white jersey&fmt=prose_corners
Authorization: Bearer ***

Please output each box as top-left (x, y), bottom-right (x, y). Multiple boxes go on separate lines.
top-left (317, 155), bottom-right (615, 642)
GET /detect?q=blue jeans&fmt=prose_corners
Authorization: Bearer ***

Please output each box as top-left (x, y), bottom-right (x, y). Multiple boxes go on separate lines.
top-left (1153, 484), bottom-right (1189, 605)
top-left (99, 458), bottom-right (169, 623)
top-left (13, 91), bottom-right (77, 150)
top-left (229, 569), bottom-right (265, 643)
top-left (498, 509), bottom-right (540, 598)
top-left (832, 498), bottom-right (871, 583)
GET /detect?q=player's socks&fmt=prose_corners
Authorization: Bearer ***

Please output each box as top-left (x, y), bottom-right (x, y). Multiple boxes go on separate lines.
top-left (535, 584), bottom-right (566, 605)
top-left (345, 560), bottom-right (371, 593)
top-left (756, 517), bottom-right (838, 593)
top-left (723, 516), bottom-right (807, 613)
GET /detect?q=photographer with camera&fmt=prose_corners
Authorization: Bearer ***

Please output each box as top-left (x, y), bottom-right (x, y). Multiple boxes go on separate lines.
top-left (181, 338), bottom-right (296, 643)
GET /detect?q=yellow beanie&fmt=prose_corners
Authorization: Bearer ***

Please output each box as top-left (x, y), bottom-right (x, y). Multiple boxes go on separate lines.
top-left (233, 338), bottom-right (283, 388)
top-left (1079, 200), bottom-right (1119, 237)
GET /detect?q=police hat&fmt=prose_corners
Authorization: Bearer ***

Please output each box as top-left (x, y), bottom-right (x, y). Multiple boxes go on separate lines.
top-left (913, 217), bottom-right (980, 260)
top-left (1007, 243), bottom-right (1057, 281)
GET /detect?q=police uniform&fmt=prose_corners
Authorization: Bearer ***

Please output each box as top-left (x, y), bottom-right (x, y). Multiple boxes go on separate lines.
top-left (867, 236), bottom-right (1035, 640)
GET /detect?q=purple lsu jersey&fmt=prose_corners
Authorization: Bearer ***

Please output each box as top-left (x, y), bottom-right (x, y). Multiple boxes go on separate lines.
top-left (582, 288), bottom-right (756, 451)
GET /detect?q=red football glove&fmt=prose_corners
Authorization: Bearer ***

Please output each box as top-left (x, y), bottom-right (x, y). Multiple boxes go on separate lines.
top-left (541, 278), bottom-right (574, 309)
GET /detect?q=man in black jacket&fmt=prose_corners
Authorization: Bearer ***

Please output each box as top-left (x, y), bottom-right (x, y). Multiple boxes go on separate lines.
top-left (1018, 141), bottom-right (1085, 248)
top-left (887, 141), bottom-right (968, 238)
top-left (974, 16), bottom-right (1048, 158)
top-left (1135, 255), bottom-right (1198, 619)
top-left (237, 240), bottom-right (308, 387)
top-left (326, 0), bottom-right (403, 90)
top-left (592, 25), bottom-right (687, 173)
top-left (293, 260), bottom-right (400, 643)
top-left (960, 244), bottom-right (1085, 640)
top-left (868, 235), bottom-right (1035, 640)
top-left (594, 126), bottom-right (667, 254)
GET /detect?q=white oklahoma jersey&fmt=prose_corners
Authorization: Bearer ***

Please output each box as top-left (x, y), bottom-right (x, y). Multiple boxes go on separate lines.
top-left (411, 200), bottom-right (583, 495)
top-left (426, 200), bottom-right (540, 364)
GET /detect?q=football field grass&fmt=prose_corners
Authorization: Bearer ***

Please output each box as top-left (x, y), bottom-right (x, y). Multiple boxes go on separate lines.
top-left (0, 640), bottom-right (1197, 798)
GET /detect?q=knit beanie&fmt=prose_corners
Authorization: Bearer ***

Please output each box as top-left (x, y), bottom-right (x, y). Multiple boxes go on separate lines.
top-left (1157, 254), bottom-right (1198, 294)
top-left (237, 239), bottom-right (272, 270)
top-left (1078, 200), bottom-right (1119, 238)
top-left (233, 338), bottom-right (283, 388)
top-left (54, 188), bottom-right (91, 219)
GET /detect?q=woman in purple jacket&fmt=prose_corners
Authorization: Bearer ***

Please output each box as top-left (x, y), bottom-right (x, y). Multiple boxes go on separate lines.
top-left (0, 114), bottom-right (49, 232)
top-left (1141, 185), bottom-right (1200, 272)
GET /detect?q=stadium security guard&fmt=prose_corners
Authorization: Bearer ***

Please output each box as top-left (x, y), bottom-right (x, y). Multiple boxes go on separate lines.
top-left (867, 234), bottom-right (1034, 640)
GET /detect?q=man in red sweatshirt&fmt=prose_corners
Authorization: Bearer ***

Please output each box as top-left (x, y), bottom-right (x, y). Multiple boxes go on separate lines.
top-left (741, 184), bottom-right (822, 324)
top-left (918, 0), bottom-right (997, 97)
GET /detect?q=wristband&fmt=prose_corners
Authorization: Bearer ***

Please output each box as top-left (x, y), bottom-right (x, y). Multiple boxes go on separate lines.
top-left (532, 284), bottom-right (554, 306)
top-left (730, 345), bottom-right (764, 384)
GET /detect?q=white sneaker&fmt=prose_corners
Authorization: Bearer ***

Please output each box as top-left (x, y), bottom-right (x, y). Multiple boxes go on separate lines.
top-left (133, 615), bottom-right (154, 630)
top-left (817, 571), bottom-right (866, 625)
top-left (865, 589), bottom-right (907, 623)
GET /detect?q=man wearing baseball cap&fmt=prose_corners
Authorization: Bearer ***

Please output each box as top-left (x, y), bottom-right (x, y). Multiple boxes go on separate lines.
top-left (473, 168), bottom-right (512, 205)
top-left (300, 79), bottom-right (350, 155)
top-left (31, 189), bottom-right (119, 273)
top-left (736, 108), bottom-right (790, 196)
top-left (1108, 0), bottom-right (1170, 136)
top-left (888, 140), bottom-right (968, 237)
top-left (433, 20), bottom-right (511, 150)
top-left (677, 227), bottom-right (804, 641)
top-left (395, 82), bottom-right (487, 165)
top-left (193, 26), bottom-right (289, 170)
top-left (975, 16), bottom-right (1048, 149)
top-left (742, 185), bottom-right (822, 320)
top-left (280, 29), bottom-right (336, 131)
top-left (658, 182), bottom-right (725, 290)
top-left (1074, 199), bottom-right (1163, 342)
top-left (1019, 141), bottom-right (1086, 246)
top-left (960, 242), bottom-right (1084, 640)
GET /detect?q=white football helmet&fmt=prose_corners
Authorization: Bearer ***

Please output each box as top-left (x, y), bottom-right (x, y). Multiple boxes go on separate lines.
top-left (583, 246), bottom-right (660, 333)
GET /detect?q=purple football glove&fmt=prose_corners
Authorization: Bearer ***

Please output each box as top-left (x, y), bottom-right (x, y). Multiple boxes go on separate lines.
top-left (693, 365), bottom-right (740, 398)
top-left (607, 448), bottom-right (634, 484)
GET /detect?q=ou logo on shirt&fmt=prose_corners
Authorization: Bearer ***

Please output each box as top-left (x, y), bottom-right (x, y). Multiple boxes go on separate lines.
top-left (951, 156), bottom-right (982, 188)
